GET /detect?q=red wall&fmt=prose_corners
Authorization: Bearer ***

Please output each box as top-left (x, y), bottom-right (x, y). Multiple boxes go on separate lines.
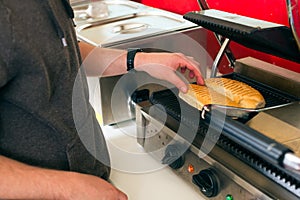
top-left (136, 0), bottom-right (300, 73)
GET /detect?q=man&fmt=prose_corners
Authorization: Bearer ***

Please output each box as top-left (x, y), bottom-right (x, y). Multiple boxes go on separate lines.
top-left (0, 0), bottom-right (204, 199)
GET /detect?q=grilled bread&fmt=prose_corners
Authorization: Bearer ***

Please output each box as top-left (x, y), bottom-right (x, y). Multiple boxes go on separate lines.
top-left (179, 84), bottom-right (240, 110)
top-left (179, 78), bottom-right (266, 110)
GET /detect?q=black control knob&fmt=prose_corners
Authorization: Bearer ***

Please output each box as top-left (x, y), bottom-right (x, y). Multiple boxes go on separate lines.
top-left (162, 143), bottom-right (186, 169)
top-left (169, 155), bottom-right (185, 169)
top-left (192, 168), bottom-right (220, 197)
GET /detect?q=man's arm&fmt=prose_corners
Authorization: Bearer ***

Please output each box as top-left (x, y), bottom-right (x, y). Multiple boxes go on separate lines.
top-left (79, 41), bottom-right (128, 77)
top-left (78, 41), bottom-right (204, 93)
top-left (0, 155), bottom-right (127, 200)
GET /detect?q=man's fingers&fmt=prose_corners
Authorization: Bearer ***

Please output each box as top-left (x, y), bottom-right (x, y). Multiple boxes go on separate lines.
top-left (179, 54), bottom-right (204, 85)
top-left (117, 191), bottom-right (128, 200)
top-left (167, 72), bottom-right (188, 93)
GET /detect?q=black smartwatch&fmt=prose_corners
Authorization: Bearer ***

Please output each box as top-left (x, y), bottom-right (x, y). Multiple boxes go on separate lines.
top-left (127, 48), bottom-right (143, 71)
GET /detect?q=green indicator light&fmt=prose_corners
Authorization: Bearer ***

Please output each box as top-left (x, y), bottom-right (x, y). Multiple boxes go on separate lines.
top-left (226, 194), bottom-right (234, 200)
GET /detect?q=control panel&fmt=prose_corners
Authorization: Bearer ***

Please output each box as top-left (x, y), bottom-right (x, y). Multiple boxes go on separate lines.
top-left (171, 148), bottom-right (267, 200)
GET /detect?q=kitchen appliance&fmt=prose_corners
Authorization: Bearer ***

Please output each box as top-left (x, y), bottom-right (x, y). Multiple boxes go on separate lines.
top-left (72, 0), bottom-right (208, 125)
top-left (135, 57), bottom-right (300, 200)
top-left (133, 2), bottom-right (300, 199)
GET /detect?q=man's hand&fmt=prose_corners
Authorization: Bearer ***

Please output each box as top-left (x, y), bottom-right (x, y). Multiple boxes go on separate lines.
top-left (134, 52), bottom-right (205, 93)
top-left (63, 172), bottom-right (127, 200)
top-left (0, 156), bottom-right (127, 200)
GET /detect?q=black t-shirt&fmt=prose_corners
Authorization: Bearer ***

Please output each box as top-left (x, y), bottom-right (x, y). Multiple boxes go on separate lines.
top-left (0, 0), bottom-right (110, 179)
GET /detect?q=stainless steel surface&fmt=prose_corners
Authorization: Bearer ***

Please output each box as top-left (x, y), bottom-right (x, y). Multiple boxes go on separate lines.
top-left (98, 75), bottom-right (132, 125)
top-left (188, 146), bottom-right (275, 200)
top-left (94, 71), bottom-right (169, 125)
top-left (74, 0), bottom-right (199, 47)
top-left (76, 11), bottom-right (197, 47)
top-left (210, 38), bottom-right (231, 77)
top-left (77, 11), bottom-right (186, 28)
top-left (266, 101), bottom-right (300, 129)
top-left (112, 22), bottom-right (148, 34)
top-left (72, 0), bottom-right (142, 24)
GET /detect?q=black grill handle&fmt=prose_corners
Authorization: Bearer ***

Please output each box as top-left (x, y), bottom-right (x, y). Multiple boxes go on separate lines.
top-left (204, 110), bottom-right (292, 167)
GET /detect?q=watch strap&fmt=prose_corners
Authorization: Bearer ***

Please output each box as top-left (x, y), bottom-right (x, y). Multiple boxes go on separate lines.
top-left (127, 48), bottom-right (143, 71)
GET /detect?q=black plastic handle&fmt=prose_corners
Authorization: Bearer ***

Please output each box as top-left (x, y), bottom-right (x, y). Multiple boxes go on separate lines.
top-left (204, 110), bottom-right (292, 167)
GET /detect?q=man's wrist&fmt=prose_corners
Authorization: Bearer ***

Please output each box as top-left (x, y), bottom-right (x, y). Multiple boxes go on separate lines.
top-left (127, 48), bottom-right (143, 71)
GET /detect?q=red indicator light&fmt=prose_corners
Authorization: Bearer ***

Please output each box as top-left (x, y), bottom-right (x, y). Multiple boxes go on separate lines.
top-left (187, 164), bottom-right (195, 173)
